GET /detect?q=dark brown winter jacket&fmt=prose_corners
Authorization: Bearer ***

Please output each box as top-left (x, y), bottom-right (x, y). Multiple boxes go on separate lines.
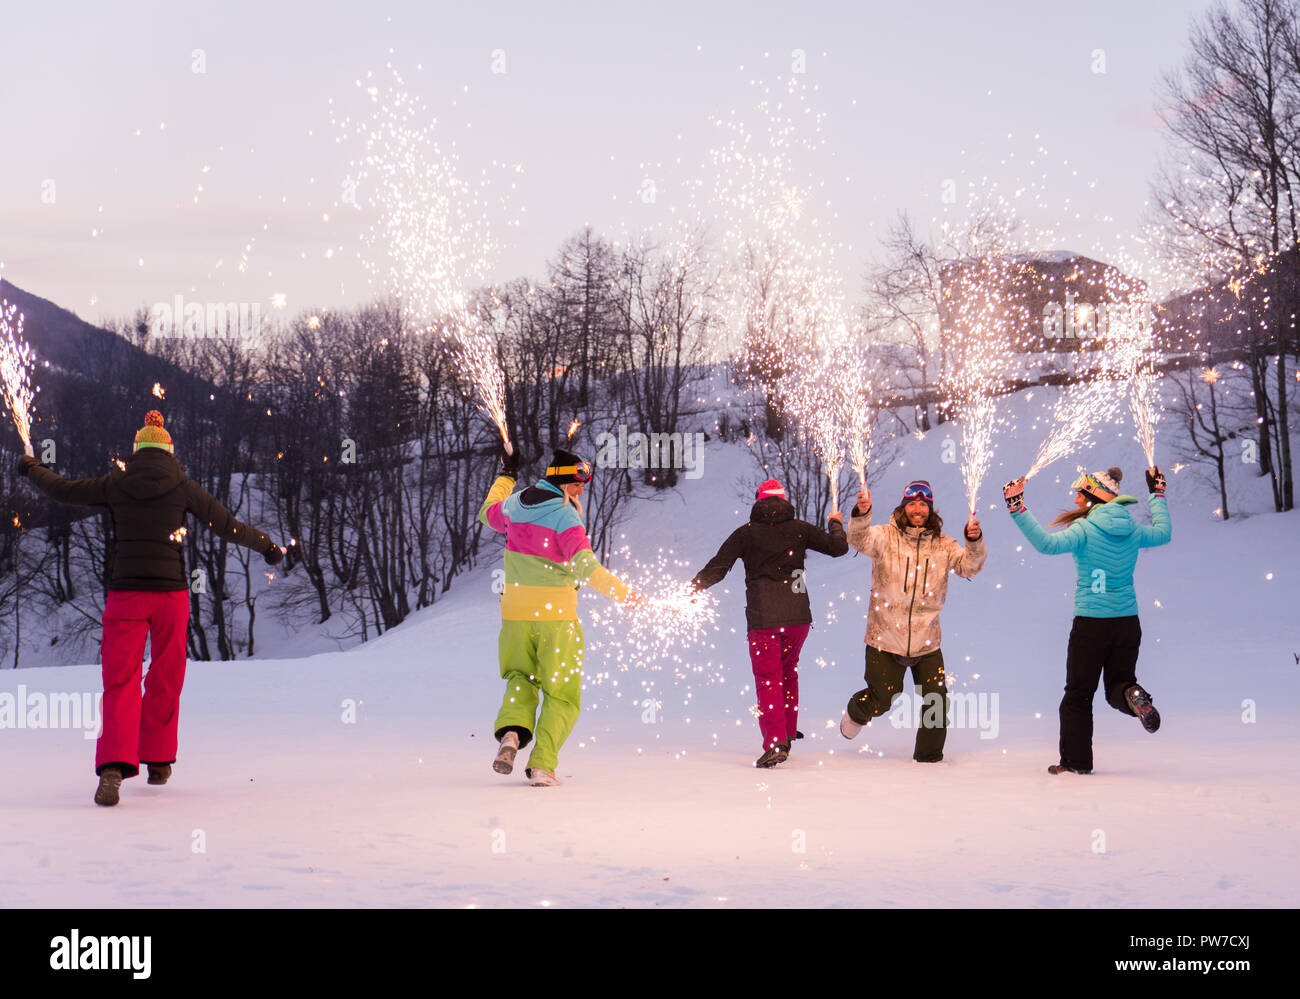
top-left (691, 495), bottom-right (848, 631)
top-left (23, 448), bottom-right (274, 592)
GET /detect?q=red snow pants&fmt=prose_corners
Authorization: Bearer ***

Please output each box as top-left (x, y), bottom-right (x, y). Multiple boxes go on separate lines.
top-left (96, 589), bottom-right (191, 778)
top-left (746, 624), bottom-right (810, 751)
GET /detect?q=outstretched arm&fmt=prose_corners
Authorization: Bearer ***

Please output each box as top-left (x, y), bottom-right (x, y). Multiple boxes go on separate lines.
top-left (570, 549), bottom-right (633, 603)
top-left (690, 527), bottom-right (746, 591)
top-left (19, 459), bottom-right (110, 507)
top-left (186, 481), bottom-right (276, 555)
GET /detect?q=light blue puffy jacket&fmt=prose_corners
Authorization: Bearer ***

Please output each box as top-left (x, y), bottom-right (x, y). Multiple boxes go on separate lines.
top-left (1010, 495), bottom-right (1171, 617)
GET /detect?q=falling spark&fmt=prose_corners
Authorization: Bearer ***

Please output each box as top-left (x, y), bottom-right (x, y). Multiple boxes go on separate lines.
top-left (152, 382), bottom-right (165, 400)
top-left (567, 419), bottom-right (581, 441)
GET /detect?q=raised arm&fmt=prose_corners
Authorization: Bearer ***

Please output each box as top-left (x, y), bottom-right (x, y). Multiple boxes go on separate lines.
top-left (846, 503), bottom-right (885, 559)
top-left (19, 458), bottom-right (110, 507)
top-left (805, 516), bottom-right (849, 558)
top-left (1009, 508), bottom-right (1086, 556)
top-left (478, 474), bottom-right (516, 533)
top-left (946, 532), bottom-right (988, 578)
top-left (1135, 473), bottom-right (1172, 549)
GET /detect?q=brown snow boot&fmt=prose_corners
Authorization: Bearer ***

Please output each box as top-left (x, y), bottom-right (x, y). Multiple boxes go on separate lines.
top-left (493, 732), bottom-right (520, 775)
top-left (147, 764), bottom-right (172, 786)
top-left (94, 766), bottom-right (123, 806)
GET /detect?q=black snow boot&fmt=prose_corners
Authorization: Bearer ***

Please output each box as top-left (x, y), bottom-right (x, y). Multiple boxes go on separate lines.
top-left (1047, 764), bottom-right (1092, 775)
top-left (754, 746), bottom-right (789, 769)
top-left (776, 730), bottom-right (805, 755)
top-left (1124, 685), bottom-right (1160, 733)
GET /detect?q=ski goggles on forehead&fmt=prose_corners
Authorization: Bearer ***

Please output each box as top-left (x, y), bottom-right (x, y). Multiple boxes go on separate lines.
top-left (547, 460), bottom-right (593, 482)
top-left (902, 482), bottom-right (933, 503)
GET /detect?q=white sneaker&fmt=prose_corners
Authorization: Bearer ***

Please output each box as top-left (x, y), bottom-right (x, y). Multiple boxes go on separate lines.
top-left (528, 769), bottom-right (563, 787)
top-left (493, 731), bottom-right (520, 775)
top-left (839, 712), bottom-right (862, 740)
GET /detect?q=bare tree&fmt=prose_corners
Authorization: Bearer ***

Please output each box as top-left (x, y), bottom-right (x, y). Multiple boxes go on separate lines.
top-left (1154, 0), bottom-right (1298, 510)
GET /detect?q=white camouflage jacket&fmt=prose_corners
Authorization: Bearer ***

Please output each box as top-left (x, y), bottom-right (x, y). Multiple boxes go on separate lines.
top-left (846, 506), bottom-right (987, 658)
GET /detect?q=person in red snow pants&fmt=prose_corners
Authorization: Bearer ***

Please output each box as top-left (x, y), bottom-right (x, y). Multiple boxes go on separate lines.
top-left (690, 479), bottom-right (847, 768)
top-left (747, 624), bottom-right (811, 755)
top-left (16, 409), bottom-right (284, 806)
top-left (99, 590), bottom-right (192, 775)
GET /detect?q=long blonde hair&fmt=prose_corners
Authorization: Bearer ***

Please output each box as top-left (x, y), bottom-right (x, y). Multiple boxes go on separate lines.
top-left (1050, 497), bottom-right (1096, 528)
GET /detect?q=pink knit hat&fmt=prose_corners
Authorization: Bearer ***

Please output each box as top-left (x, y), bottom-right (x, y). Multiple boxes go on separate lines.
top-left (755, 479), bottom-right (787, 500)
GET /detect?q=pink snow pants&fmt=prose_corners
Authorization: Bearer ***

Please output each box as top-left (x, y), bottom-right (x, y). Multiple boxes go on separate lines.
top-left (96, 589), bottom-right (191, 777)
top-left (747, 624), bottom-right (810, 750)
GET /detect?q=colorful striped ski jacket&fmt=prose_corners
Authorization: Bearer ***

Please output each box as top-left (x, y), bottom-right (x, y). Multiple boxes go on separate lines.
top-left (478, 475), bottom-right (630, 622)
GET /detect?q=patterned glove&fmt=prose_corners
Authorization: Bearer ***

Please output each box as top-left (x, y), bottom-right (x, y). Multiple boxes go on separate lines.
top-left (1002, 478), bottom-right (1025, 514)
top-left (500, 445), bottom-right (520, 478)
top-left (1145, 466), bottom-right (1166, 496)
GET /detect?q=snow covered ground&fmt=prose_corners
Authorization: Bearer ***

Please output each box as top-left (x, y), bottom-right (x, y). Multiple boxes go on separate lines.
top-left (2, 388), bottom-right (1298, 908)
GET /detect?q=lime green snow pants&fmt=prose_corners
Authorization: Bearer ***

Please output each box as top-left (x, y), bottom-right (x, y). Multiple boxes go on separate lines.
top-left (493, 619), bottom-right (585, 773)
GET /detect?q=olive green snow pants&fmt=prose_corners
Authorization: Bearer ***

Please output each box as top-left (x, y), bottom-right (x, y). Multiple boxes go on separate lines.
top-left (846, 645), bottom-right (948, 762)
top-left (493, 619), bottom-right (585, 773)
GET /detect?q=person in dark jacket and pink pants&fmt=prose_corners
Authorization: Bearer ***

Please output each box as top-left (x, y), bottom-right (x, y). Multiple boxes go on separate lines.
top-left (16, 410), bottom-right (285, 806)
top-left (690, 479), bottom-right (848, 768)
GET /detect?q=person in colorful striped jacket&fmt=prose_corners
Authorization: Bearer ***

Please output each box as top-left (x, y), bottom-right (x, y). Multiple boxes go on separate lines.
top-left (478, 447), bottom-right (642, 787)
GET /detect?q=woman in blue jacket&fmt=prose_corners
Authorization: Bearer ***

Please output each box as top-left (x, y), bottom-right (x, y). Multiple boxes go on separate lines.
top-left (1002, 466), bottom-right (1171, 774)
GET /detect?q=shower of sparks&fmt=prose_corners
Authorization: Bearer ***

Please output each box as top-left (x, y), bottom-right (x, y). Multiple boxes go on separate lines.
top-left (335, 65), bottom-right (514, 450)
top-left (587, 546), bottom-right (722, 681)
top-left (1110, 302), bottom-right (1162, 468)
top-left (1, 286), bottom-right (35, 455)
top-left (833, 342), bottom-right (883, 487)
top-left (936, 210), bottom-right (1034, 513)
top-left (1025, 375), bottom-right (1127, 479)
top-left (705, 76), bottom-right (876, 503)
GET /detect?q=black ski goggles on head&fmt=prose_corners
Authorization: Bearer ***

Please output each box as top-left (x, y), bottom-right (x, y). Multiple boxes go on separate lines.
top-left (546, 460), bottom-right (593, 483)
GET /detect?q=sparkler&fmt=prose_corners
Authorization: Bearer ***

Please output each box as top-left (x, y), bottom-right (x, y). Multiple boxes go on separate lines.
top-left (337, 66), bottom-right (513, 452)
top-left (1, 285), bottom-right (35, 456)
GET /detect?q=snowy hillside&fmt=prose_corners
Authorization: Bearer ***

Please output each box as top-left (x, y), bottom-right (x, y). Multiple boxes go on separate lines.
top-left (2, 385), bottom-right (1298, 908)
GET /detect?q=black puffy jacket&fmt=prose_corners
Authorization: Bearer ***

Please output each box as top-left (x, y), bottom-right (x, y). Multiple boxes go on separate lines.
top-left (690, 496), bottom-right (848, 630)
top-left (24, 448), bottom-right (274, 592)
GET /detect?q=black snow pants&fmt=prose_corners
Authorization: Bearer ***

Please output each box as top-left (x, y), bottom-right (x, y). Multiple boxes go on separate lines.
top-left (1059, 615), bottom-right (1143, 772)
